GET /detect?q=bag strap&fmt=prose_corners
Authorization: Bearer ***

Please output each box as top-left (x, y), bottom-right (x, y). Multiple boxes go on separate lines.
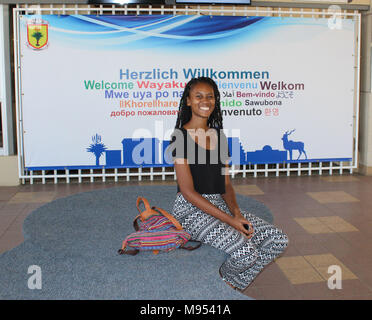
top-left (133, 214), bottom-right (141, 231)
top-left (118, 239), bottom-right (140, 256)
top-left (150, 205), bottom-right (202, 251)
top-left (136, 197), bottom-right (154, 220)
top-left (152, 206), bottom-right (183, 231)
top-left (180, 241), bottom-right (202, 251)
top-left (136, 196), bottom-right (183, 231)
top-left (118, 248), bottom-right (139, 256)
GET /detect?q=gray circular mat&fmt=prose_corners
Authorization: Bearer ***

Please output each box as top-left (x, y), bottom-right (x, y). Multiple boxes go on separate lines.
top-left (0, 185), bottom-right (273, 300)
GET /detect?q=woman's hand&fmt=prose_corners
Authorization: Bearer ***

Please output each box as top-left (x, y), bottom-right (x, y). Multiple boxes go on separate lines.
top-left (228, 215), bottom-right (254, 239)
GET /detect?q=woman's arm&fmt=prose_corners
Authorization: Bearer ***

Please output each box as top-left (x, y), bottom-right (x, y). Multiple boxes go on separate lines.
top-left (174, 159), bottom-right (252, 236)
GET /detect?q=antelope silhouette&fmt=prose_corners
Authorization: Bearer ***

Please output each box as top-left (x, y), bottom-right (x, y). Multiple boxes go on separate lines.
top-left (282, 129), bottom-right (307, 161)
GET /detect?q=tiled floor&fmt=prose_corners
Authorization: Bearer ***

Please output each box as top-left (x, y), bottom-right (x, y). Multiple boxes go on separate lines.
top-left (1, 174), bottom-right (372, 300)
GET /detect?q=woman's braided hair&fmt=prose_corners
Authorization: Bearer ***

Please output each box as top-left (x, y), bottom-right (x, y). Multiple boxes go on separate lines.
top-left (175, 77), bottom-right (223, 129)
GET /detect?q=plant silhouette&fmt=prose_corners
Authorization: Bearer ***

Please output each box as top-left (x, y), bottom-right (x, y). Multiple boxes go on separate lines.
top-left (87, 134), bottom-right (107, 166)
top-left (32, 31), bottom-right (43, 47)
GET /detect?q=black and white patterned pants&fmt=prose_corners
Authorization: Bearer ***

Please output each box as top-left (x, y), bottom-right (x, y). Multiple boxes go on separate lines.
top-left (172, 193), bottom-right (289, 290)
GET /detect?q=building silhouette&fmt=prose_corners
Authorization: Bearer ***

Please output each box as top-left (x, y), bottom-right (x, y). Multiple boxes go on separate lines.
top-left (102, 136), bottom-right (291, 168)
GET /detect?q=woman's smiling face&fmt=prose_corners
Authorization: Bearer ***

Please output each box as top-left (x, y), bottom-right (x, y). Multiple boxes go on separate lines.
top-left (186, 82), bottom-right (216, 120)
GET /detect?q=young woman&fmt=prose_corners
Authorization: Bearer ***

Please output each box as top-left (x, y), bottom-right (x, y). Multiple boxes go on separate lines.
top-left (169, 77), bottom-right (288, 291)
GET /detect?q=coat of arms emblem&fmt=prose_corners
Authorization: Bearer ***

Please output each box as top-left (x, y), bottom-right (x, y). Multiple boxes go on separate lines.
top-left (27, 19), bottom-right (49, 50)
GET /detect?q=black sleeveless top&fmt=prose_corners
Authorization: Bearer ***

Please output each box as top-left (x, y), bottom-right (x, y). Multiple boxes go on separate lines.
top-left (169, 127), bottom-right (231, 194)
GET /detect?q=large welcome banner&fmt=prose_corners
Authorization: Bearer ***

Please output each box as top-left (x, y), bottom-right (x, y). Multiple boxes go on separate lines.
top-left (19, 14), bottom-right (355, 169)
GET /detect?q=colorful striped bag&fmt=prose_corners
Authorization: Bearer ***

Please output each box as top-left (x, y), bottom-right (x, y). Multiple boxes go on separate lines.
top-left (118, 197), bottom-right (201, 255)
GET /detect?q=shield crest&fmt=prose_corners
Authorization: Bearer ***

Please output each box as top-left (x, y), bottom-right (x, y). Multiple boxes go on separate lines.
top-left (27, 22), bottom-right (48, 50)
